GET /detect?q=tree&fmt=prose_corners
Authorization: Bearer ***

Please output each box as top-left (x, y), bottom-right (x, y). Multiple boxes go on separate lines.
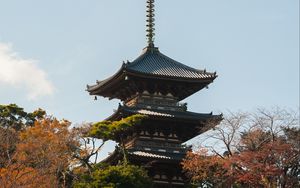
top-left (0, 104), bottom-right (45, 168)
top-left (71, 124), bottom-right (107, 173)
top-left (0, 118), bottom-right (80, 187)
top-left (0, 104), bottom-right (45, 130)
top-left (183, 149), bottom-right (229, 188)
top-left (229, 136), bottom-right (299, 187)
top-left (74, 114), bottom-right (151, 187)
top-left (74, 164), bottom-right (152, 188)
top-left (182, 108), bottom-right (299, 188)
top-left (0, 104), bottom-right (121, 187)
top-left (89, 114), bottom-right (146, 162)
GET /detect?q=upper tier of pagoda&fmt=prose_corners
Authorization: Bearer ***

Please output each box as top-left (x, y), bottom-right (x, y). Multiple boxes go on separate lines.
top-left (87, 45), bottom-right (217, 102)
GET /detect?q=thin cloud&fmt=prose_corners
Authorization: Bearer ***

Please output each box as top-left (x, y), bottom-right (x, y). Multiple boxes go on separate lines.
top-left (0, 42), bottom-right (55, 100)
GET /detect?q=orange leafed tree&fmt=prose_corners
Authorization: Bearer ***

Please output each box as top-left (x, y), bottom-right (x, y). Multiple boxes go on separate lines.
top-left (0, 105), bottom-right (113, 187)
top-left (0, 118), bottom-right (79, 188)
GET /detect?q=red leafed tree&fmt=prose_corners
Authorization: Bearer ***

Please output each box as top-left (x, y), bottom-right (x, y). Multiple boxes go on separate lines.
top-left (182, 149), bottom-right (230, 187)
top-left (229, 127), bottom-right (300, 188)
top-left (182, 108), bottom-right (299, 188)
top-left (229, 138), bottom-right (297, 187)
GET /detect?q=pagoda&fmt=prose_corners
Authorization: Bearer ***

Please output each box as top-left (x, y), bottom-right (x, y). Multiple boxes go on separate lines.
top-left (87, 0), bottom-right (221, 187)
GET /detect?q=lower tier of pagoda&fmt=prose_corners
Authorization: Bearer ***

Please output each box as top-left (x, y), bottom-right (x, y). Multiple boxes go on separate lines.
top-left (108, 104), bottom-right (222, 143)
top-left (101, 105), bottom-right (222, 187)
top-left (103, 146), bottom-right (189, 188)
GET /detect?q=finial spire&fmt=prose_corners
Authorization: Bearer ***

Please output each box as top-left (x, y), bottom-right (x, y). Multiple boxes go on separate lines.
top-left (146, 0), bottom-right (155, 47)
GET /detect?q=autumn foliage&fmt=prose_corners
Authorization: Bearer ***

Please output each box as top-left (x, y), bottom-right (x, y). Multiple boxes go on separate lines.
top-left (0, 118), bottom-right (78, 187)
top-left (2, 104), bottom-right (298, 187)
top-left (0, 104), bottom-right (150, 187)
top-left (183, 149), bottom-right (229, 187)
top-left (182, 109), bottom-right (300, 188)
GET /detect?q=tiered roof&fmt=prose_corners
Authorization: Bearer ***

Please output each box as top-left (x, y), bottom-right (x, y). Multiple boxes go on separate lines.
top-left (87, 47), bottom-right (217, 101)
top-left (128, 149), bottom-right (186, 161)
top-left (87, 1), bottom-right (220, 186)
top-left (108, 104), bottom-right (221, 122)
top-left (107, 105), bottom-right (222, 143)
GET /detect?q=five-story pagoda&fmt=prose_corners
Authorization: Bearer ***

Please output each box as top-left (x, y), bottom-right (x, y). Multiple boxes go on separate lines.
top-left (87, 1), bottom-right (221, 187)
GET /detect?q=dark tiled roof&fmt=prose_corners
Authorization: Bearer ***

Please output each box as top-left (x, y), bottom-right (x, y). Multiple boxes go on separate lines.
top-left (86, 46), bottom-right (217, 100)
top-left (118, 105), bottom-right (221, 121)
top-left (128, 150), bottom-right (185, 161)
top-left (125, 47), bottom-right (216, 79)
top-left (102, 148), bottom-right (185, 163)
top-left (130, 151), bottom-right (172, 159)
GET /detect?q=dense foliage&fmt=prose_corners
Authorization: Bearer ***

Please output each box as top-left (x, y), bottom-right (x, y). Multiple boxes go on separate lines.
top-left (90, 114), bottom-right (146, 141)
top-left (0, 104), bottom-right (45, 130)
top-left (75, 164), bottom-right (152, 188)
top-left (0, 117), bottom-right (78, 187)
top-left (89, 114), bottom-right (146, 162)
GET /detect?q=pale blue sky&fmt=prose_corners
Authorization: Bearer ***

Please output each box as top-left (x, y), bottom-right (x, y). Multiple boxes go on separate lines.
top-left (0, 0), bottom-right (299, 124)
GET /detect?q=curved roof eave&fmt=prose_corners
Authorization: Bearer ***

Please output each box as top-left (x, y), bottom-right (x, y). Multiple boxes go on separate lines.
top-left (86, 64), bottom-right (126, 93)
top-left (125, 69), bottom-right (217, 83)
top-left (106, 105), bottom-right (222, 122)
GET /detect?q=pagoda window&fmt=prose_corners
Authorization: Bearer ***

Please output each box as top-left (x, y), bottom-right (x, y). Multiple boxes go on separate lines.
top-left (153, 180), bottom-right (169, 184)
top-left (124, 91), bottom-right (188, 110)
top-left (123, 91), bottom-right (190, 111)
top-left (168, 138), bottom-right (180, 142)
top-left (172, 183), bottom-right (185, 186)
top-left (172, 176), bottom-right (178, 180)
top-left (158, 149), bottom-right (166, 152)
top-left (154, 174), bottom-right (169, 180)
top-left (166, 93), bottom-right (173, 97)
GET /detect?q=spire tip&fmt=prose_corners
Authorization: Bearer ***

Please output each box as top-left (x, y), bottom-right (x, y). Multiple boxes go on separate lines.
top-left (146, 0), bottom-right (155, 47)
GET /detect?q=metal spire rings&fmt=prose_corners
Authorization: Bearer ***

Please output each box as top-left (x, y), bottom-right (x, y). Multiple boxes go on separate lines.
top-left (146, 0), bottom-right (155, 47)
